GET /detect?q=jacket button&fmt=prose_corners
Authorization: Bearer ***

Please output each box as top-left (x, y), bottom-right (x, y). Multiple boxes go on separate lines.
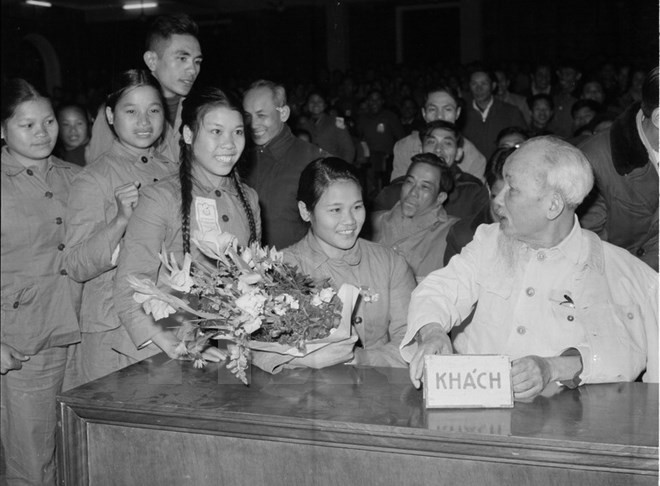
top-left (215, 190), bottom-right (222, 197)
top-left (58, 243), bottom-right (65, 251)
top-left (222, 215), bottom-right (229, 222)
top-left (26, 169), bottom-right (34, 176)
top-left (526, 287), bottom-right (535, 297)
top-left (567, 315), bottom-right (574, 322)
top-left (13, 301), bottom-right (19, 309)
top-left (352, 316), bottom-right (363, 325)
top-left (60, 269), bottom-right (68, 276)
top-left (45, 191), bottom-right (53, 198)
top-left (55, 217), bottom-right (63, 224)
top-left (636, 247), bottom-right (646, 256)
top-left (517, 326), bottom-right (526, 335)
top-left (141, 156), bottom-right (148, 163)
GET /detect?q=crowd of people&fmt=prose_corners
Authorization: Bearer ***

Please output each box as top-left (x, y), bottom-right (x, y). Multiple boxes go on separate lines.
top-left (1, 13), bottom-right (658, 486)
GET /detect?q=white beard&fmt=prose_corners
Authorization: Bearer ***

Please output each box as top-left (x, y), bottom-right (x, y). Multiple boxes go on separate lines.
top-left (496, 231), bottom-right (525, 274)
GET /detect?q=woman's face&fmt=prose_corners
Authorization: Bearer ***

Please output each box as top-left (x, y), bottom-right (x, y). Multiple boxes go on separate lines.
top-left (106, 85), bottom-right (165, 153)
top-left (58, 106), bottom-right (89, 150)
top-left (184, 105), bottom-right (245, 184)
top-left (1, 97), bottom-right (58, 167)
top-left (301, 179), bottom-right (365, 259)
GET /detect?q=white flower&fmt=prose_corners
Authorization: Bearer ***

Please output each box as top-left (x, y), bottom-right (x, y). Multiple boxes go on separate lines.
top-left (166, 253), bottom-right (194, 292)
top-left (311, 293), bottom-right (322, 307)
top-left (142, 299), bottom-right (177, 321)
top-left (243, 316), bottom-right (262, 334)
top-left (319, 287), bottom-right (336, 303)
top-left (235, 291), bottom-right (268, 317)
top-left (191, 228), bottom-right (237, 260)
top-left (240, 247), bottom-right (254, 266)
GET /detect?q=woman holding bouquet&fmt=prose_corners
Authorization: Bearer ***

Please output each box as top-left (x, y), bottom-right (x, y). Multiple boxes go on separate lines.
top-left (64, 69), bottom-right (177, 384)
top-left (285, 157), bottom-right (416, 367)
top-left (114, 87), bottom-right (260, 362)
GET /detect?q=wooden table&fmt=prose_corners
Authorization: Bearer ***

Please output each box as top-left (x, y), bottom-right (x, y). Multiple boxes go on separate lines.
top-left (57, 354), bottom-right (658, 485)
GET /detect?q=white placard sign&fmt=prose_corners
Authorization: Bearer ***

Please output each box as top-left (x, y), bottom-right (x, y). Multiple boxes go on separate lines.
top-left (423, 355), bottom-right (513, 409)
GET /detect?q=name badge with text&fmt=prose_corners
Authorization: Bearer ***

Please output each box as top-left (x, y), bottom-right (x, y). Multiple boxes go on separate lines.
top-left (423, 355), bottom-right (513, 409)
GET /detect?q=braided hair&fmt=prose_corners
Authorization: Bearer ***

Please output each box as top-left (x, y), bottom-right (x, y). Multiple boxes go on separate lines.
top-left (178, 87), bottom-right (258, 253)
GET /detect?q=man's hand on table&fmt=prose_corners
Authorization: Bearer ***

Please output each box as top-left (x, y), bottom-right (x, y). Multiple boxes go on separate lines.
top-left (512, 353), bottom-right (583, 400)
top-left (409, 323), bottom-right (453, 389)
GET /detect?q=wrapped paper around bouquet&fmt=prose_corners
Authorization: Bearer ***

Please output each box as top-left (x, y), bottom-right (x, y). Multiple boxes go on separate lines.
top-left (249, 283), bottom-right (360, 374)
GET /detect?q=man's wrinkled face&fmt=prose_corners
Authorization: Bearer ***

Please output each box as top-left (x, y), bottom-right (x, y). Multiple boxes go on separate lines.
top-left (243, 86), bottom-right (285, 146)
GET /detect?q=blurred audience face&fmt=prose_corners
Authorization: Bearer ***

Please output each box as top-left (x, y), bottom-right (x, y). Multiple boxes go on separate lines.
top-left (422, 91), bottom-right (460, 124)
top-left (531, 99), bottom-right (553, 128)
top-left (400, 162), bottom-right (446, 218)
top-left (422, 127), bottom-right (462, 165)
top-left (243, 86), bottom-right (286, 146)
top-left (469, 72), bottom-right (494, 105)
top-left (557, 67), bottom-right (580, 94)
top-left (495, 70), bottom-right (510, 95)
top-left (533, 66), bottom-right (552, 91)
top-left (581, 81), bottom-right (605, 104)
top-left (366, 91), bottom-right (384, 115)
top-left (307, 94), bottom-right (326, 117)
top-left (573, 106), bottom-right (597, 131)
top-left (498, 132), bottom-right (526, 149)
top-left (57, 106), bottom-right (89, 151)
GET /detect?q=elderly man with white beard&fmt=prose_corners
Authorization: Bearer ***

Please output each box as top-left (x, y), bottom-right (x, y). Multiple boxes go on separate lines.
top-left (400, 136), bottom-right (658, 400)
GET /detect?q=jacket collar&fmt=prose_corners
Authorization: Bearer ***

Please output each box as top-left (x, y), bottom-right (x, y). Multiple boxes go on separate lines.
top-left (252, 124), bottom-right (295, 158)
top-left (610, 102), bottom-right (649, 175)
top-left (1, 146), bottom-right (72, 176)
top-left (302, 230), bottom-right (362, 270)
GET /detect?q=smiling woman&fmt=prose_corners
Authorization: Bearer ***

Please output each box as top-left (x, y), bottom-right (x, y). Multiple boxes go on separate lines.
top-left (113, 86), bottom-right (261, 364)
top-left (283, 157), bottom-right (416, 368)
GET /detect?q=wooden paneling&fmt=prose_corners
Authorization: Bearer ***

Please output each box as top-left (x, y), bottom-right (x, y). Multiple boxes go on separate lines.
top-left (57, 354), bottom-right (659, 485)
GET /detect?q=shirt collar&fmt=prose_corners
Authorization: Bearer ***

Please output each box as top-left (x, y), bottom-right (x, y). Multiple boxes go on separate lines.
top-left (542, 216), bottom-right (602, 271)
top-left (1, 146), bottom-right (72, 176)
top-left (390, 200), bottom-right (449, 229)
top-left (636, 109), bottom-right (659, 169)
top-left (190, 163), bottom-right (239, 195)
top-left (111, 140), bottom-right (166, 166)
top-left (303, 230), bottom-right (362, 270)
top-left (472, 97), bottom-right (494, 121)
top-left (253, 123), bottom-right (294, 157)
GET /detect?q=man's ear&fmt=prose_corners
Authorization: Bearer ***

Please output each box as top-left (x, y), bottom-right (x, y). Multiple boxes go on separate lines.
top-left (455, 147), bottom-right (464, 163)
top-left (455, 105), bottom-right (462, 120)
top-left (182, 125), bottom-right (193, 144)
top-left (436, 192), bottom-right (448, 205)
top-left (143, 50), bottom-right (158, 72)
top-left (277, 105), bottom-right (291, 123)
top-left (547, 192), bottom-right (565, 220)
top-left (652, 107), bottom-right (659, 130)
top-left (105, 106), bottom-right (114, 125)
top-left (298, 201), bottom-right (311, 222)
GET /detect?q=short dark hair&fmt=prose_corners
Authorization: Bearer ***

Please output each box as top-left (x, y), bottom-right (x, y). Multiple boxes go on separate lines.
top-left (407, 153), bottom-right (454, 195)
top-left (419, 120), bottom-right (464, 148)
top-left (496, 126), bottom-right (530, 145)
top-left (641, 66), bottom-right (659, 118)
top-left (247, 79), bottom-right (287, 107)
top-left (145, 14), bottom-right (199, 52)
top-left (423, 85), bottom-right (459, 106)
top-left (570, 99), bottom-right (602, 119)
top-left (1, 78), bottom-right (45, 125)
top-left (485, 147), bottom-right (516, 189)
top-left (297, 157), bottom-right (361, 212)
top-left (527, 93), bottom-right (554, 111)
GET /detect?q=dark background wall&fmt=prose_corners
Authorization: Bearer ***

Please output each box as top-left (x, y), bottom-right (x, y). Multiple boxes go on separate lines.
top-left (1, 0), bottom-right (657, 101)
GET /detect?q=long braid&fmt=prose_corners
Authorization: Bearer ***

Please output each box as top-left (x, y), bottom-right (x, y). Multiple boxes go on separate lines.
top-left (179, 143), bottom-right (194, 254)
top-left (233, 170), bottom-right (258, 246)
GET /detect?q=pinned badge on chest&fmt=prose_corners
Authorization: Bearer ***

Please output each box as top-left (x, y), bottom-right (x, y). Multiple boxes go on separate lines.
top-left (195, 197), bottom-right (221, 234)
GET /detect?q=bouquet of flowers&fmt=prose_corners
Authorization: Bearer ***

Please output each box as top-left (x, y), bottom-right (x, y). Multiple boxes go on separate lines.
top-left (127, 235), bottom-right (359, 385)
